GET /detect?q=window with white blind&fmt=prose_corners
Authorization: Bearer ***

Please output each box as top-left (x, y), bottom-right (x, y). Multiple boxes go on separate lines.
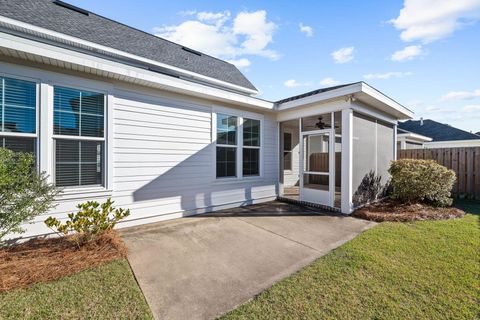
top-left (53, 86), bottom-right (105, 187)
top-left (0, 76), bottom-right (37, 154)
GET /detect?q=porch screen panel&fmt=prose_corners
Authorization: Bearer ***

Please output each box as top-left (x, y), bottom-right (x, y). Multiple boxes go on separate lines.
top-left (376, 121), bottom-right (394, 185)
top-left (352, 112), bottom-right (377, 206)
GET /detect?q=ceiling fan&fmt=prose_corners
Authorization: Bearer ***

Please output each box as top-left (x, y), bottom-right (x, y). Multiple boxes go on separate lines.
top-left (304, 117), bottom-right (339, 130)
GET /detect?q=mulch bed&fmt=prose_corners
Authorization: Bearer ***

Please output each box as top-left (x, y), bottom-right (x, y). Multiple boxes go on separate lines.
top-left (353, 199), bottom-right (465, 222)
top-left (0, 231), bottom-right (127, 292)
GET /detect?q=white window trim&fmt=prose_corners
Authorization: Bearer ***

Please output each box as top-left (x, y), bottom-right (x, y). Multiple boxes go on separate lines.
top-left (0, 72), bottom-right (40, 167)
top-left (0, 62), bottom-right (116, 196)
top-left (212, 106), bottom-right (264, 182)
top-left (51, 83), bottom-right (109, 192)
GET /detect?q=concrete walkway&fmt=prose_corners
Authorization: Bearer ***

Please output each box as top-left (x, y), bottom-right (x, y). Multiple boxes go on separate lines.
top-left (121, 201), bottom-right (375, 320)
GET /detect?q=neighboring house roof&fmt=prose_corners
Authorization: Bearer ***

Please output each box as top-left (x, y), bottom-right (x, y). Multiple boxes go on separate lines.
top-left (276, 83), bottom-right (357, 103)
top-left (398, 119), bottom-right (480, 142)
top-left (0, 0), bottom-right (257, 92)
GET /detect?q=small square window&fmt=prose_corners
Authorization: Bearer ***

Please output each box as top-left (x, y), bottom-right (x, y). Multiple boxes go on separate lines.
top-left (216, 146), bottom-right (236, 178)
top-left (243, 119), bottom-right (260, 147)
top-left (216, 114), bottom-right (237, 145)
top-left (243, 148), bottom-right (259, 176)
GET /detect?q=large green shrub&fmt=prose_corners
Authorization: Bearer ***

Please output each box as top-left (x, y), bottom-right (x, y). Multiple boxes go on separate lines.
top-left (388, 159), bottom-right (456, 206)
top-left (45, 198), bottom-right (130, 245)
top-left (0, 148), bottom-right (58, 245)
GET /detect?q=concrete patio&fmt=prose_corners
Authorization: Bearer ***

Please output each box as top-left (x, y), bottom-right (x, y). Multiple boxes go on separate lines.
top-left (121, 201), bottom-right (376, 320)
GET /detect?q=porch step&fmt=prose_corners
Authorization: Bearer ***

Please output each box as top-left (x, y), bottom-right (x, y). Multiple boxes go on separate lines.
top-left (276, 196), bottom-right (341, 213)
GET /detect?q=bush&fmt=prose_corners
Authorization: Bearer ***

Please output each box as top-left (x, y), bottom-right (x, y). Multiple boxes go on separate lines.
top-left (0, 148), bottom-right (58, 245)
top-left (388, 159), bottom-right (456, 206)
top-left (45, 198), bottom-right (130, 245)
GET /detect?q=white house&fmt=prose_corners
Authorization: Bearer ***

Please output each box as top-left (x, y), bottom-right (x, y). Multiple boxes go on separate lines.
top-left (0, 0), bottom-right (413, 238)
top-left (397, 119), bottom-right (480, 149)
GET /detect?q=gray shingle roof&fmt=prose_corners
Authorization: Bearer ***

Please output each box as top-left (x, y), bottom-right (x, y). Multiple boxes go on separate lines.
top-left (398, 119), bottom-right (480, 142)
top-left (276, 82), bottom-right (359, 104)
top-left (0, 0), bottom-right (257, 91)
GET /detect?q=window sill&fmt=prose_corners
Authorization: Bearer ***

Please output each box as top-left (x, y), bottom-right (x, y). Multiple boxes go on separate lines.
top-left (213, 176), bottom-right (264, 185)
top-left (57, 186), bottom-right (113, 200)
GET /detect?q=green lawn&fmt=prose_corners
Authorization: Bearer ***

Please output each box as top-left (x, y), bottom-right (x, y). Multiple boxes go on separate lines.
top-left (222, 201), bottom-right (480, 320)
top-left (1, 202), bottom-right (478, 319)
top-left (0, 259), bottom-right (153, 320)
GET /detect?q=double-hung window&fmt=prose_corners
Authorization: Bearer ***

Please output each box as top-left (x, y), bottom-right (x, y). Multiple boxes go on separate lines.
top-left (242, 118), bottom-right (260, 176)
top-left (53, 86), bottom-right (105, 187)
top-left (215, 113), bottom-right (261, 179)
top-left (216, 114), bottom-right (237, 178)
top-left (0, 76), bottom-right (37, 154)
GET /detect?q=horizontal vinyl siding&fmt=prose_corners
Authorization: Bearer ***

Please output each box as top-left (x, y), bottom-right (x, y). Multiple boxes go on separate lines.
top-left (18, 86), bottom-right (279, 238)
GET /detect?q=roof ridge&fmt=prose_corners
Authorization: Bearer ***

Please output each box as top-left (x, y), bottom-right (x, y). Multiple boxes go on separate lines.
top-left (0, 0), bottom-right (257, 91)
top-left (275, 82), bottom-right (361, 104)
top-left (54, 1), bottom-right (238, 68)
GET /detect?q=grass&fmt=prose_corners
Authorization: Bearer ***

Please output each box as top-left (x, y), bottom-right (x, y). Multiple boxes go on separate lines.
top-left (221, 200), bottom-right (480, 320)
top-left (0, 259), bottom-right (153, 319)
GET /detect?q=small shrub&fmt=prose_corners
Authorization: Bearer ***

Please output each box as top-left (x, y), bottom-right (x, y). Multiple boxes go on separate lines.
top-left (388, 159), bottom-right (456, 206)
top-left (45, 198), bottom-right (130, 245)
top-left (353, 170), bottom-right (390, 206)
top-left (0, 148), bottom-right (59, 245)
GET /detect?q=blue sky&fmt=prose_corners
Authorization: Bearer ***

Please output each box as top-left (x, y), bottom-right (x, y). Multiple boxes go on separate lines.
top-left (69, 0), bottom-right (480, 132)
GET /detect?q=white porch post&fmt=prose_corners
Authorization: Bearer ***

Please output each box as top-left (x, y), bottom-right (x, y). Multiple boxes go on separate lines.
top-left (341, 108), bottom-right (353, 214)
top-left (39, 82), bottom-right (53, 183)
top-left (393, 123), bottom-right (398, 160)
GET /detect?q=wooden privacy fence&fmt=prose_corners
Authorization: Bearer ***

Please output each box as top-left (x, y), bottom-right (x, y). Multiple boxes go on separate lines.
top-left (398, 147), bottom-right (480, 199)
top-left (309, 152), bottom-right (341, 187)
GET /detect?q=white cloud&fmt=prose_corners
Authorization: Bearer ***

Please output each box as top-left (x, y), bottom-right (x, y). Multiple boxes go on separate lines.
top-left (232, 10), bottom-right (279, 60)
top-left (227, 58), bottom-right (251, 69)
top-left (178, 10), bottom-right (197, 16)
top-left (319, 77), bottom-right (340, 86)
top-left (154, 21), bottom-right (237, 58)
top-left (154, 10), bottom-right (279, 62)
top-left (363, 71), bottom-right (413, 79)
top-left (331, 47), bottom-right (355, 64)
top-left (463, 104), bottom-right (480, 112)
top-left (299, 23), bottom-right (314, 37)
top-left (390, 0), bottom-right (480, 43)
top-left (440, 89), bottom-right (480, 101)
top-left (197, 11), bottom-right (230, 25)
top-left (391, 45), bottom-right (424, 61)
top-left (283, 79), bottom-right (311, 88)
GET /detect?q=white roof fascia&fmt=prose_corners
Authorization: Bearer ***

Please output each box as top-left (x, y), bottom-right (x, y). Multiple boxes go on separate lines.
top-left (0, 15), bottom-right (258, 95)
top-left (360, 82), bottom-right (414, 119)
top-left (397, 132), bottom-right (432, 142)
top-left (276, 83), bottom-right (362, 111)
top-left (425, 139), bottom-right (480, 147)
top-left (276, 82), bottom-right (414, 120)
